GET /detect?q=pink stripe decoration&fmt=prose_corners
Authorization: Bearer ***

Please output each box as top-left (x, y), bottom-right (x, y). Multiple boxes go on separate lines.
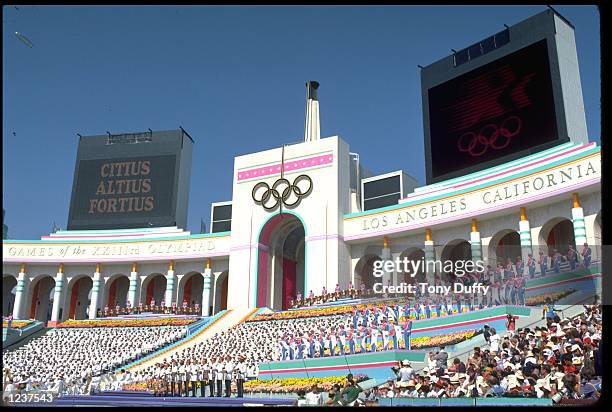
top-left (237, 153), bottom-right (333, 181)
top-left (403, 143), bottom-right (595, 201)
top-left (42, 231), bottom-right (182, 240)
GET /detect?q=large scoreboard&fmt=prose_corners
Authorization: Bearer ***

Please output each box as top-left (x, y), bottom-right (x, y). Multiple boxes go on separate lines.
top-left (421, 9), bottom-right (588, 184)
top-left (67, 129), bottom-right (193, 231)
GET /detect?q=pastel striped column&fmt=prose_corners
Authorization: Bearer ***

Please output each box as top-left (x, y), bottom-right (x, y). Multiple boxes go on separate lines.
top-left (572, 193), bottom-right (587, 246)
top-left (519, 208), bottom-right (533, 262)
top-left (127, 266), bottom-right (139, 308)
top-left (202, 264), bottom-right (213, 316)
top-left (164, 261), bottom-right (176, 306)
top-left (12, 266), bottom-right (27, 319)
top-left (89, 268), bottom-right (102, 319)
top-left (470, 219), bottom-right (482, 262)
top-left (381, 237), bottom-right (392, 285)
top-left (424, 229), bottom-right (435, 283)
top-left (51, 265), bottom-right (66, 322)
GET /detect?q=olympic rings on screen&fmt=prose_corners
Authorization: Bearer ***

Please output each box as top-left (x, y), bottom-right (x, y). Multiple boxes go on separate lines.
top-left (252, 174), bottom-right (313, 211)
top-left (457, 116), bottom-right (522, 157)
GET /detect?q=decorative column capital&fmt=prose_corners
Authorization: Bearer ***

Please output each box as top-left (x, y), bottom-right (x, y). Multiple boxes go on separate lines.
top-left (572, 193), bottom-right (581, 208)
top-left (19, 263), bottom-right (26, 273)
top-left (168, 260), bottom-right (175, 271)
top-left (58, 263), bottom-right (64, 274)
top-left (131, 262), bottom-right (137, 273)
top-left (206, 258), bottom-right (212, 270)
top-left (96, 263), bottom-right (101, 273)
top-left (425, 228), bottom-right (432, 242)
top-left (520, 207), bottom-right (527, 221)
top-left (383, 236), bottom-right (389, 249)
top-left (471, 218), bottom-right (478, 232)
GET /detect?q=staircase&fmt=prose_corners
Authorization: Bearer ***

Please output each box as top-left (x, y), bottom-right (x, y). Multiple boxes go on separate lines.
top-left (127, 307), bottom-right (257, 372)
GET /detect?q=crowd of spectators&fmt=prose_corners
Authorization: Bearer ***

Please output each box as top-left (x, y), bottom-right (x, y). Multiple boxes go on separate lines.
top-left (375, 304), bottom-right (602, 402)
top-left (2, 326), bottom-right (188, 399)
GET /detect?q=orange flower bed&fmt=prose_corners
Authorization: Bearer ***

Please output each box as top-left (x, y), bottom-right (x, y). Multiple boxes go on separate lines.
top-left (248, 298), bottom-right (404, 322)
top-left (57, 317), bottom-right (197, 328)
top-left (2, 319), bottom-right (33, 329)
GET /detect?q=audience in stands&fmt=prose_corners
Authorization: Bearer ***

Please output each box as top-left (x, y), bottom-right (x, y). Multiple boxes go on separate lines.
top-left (290, 283), bottom-right (374, 308)
top-left (2, 326), bottom-right (188, 396)
top-left (377, 304), bottom-right (602, 402)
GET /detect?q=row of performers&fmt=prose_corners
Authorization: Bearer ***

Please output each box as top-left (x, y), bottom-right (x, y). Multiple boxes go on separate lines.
top-left (97, 300), bottom-right (201, 317)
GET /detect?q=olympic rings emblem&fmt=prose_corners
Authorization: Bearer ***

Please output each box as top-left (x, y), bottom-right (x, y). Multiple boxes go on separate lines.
top-left (457, 116), bottom-right (522, 157)
top-left (252, 174), bottom-right (313, 211)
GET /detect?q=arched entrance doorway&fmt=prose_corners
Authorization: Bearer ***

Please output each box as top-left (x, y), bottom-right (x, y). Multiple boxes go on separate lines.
top-left (539, 218), bottom-right (574, 256)
top-left (177, 272), bottom-right (204, 308)
top-left (28, 275), bottom-right (55, 322)
top-left (398, 248), bottom-right (425, 283)
top-left (354, 254), bottom-right (382, 291)
top-left (64, 276), bottom-right (93, 320)
top-left (140, 274), bottom-right (167, 306)
top-left (213, 270), bottom-right (229, 314)
top-left (104, 274), bottom-right (129, 308)
top-left (593, 212), bottom-right (601, 246)
top-left (3, 275), bottom-right (17, 316)
top-left (488, 230), bottom-right (521, 267)
top-left (441, 239), bottom-right (472, 280)
top-left (256, 213), bottom-right (306, 310)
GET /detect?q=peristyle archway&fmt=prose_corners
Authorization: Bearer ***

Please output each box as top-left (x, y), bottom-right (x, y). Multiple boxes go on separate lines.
top-left (256, 212), bottom-right (306, 310)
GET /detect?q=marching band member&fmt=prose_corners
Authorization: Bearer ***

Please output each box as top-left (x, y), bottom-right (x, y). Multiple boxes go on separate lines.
top-left (236, 356), bottom-right (246, 398)
top-left (215, 356), bottom-right (224, 397)
top-left (207, 358), bottom-right (216, 397)
top-left (224, 356), bottom-right (234, 397)
top-left (189, 360), bottom-right (198, 397)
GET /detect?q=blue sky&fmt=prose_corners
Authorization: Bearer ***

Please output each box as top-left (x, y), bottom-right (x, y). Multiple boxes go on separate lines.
top-left (2, 5), bottom-right (600, 239)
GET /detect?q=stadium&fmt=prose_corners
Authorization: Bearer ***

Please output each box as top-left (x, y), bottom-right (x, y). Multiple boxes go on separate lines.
top-left (2, 7), bottom-right (604, 408)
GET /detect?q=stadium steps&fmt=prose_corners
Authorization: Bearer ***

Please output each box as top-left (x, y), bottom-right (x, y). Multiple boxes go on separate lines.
top-left (127, 307), bottom-right (258, 372)
top-left (2, 324), bottom-right (47, 352)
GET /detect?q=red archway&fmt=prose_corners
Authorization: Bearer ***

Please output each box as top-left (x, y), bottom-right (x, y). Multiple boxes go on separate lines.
top-left (257, 213), bottom-right (306, 310)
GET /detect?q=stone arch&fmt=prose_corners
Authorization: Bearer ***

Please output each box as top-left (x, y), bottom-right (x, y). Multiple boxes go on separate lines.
top-left (440, 239), bottom-right (472, 281)
top-left (26, 274), bottom-right (55, 322)
top-left (593, 211), bottom-right (601, 246)
top-left (63, 275), bottom-right (93, 321)
top-left (103, 274), bottom-right (130, 308)
top-left (538, 217), bottom-right (575, 256)
top-left (213, 270), bottom-right (229, 314)
top-left (256, 212), bottom-right (306, 310)
top-left (140, 273), bottom-right (166, 306)
top-left (3, 274), bottom-right (18, 317)
top-left (354, 254), bottom-right (382, 290)
top-left (397, 247), bottom-right (425, 283)
top-left (487, 229), bottom-right (520, 267)
top-left (177, 271), bottom-right (204, 309)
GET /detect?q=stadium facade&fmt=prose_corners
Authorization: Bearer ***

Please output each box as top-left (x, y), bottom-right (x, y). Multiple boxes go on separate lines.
top-left (1, 9), bottom-right (601, 325)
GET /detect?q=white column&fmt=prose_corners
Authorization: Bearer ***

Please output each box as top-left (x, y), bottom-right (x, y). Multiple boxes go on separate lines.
top-left (89, 269), bottom-right (102, 320)
top-left (519, 208), bottom-right (533, 263)
top-left (202, 265), bottom-right (213, 317)
top-left (424, 229), bottom-right (436, 284)
top-left (51, 266), bottom-right (66, 323)
top-left (571, 194), bottom-right (587, 246)
top-left (470, 219), bottom-right (482, 264)
top-left (381, 237), bottom-right (392, 286)
top-left (13, 267), bottom-right (27, 319)
top-left (127, 268), bottom-right (139, 308)
top-left (164, 261), bottom-right (176, 307)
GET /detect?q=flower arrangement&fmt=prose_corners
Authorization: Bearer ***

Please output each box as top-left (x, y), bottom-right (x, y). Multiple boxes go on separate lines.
top-left (2, 319), bottom-right (33, 329)
top-left (248, 298), bottom-right (411, 322)
top-left (122, 382), bottom-right (150, 392)
top-left (243, 374), bottom-right (368, 394)
top-left (525, 289), bottom-right (576, 306)
top-left (56, 317), bottom-right (197, 328)
top-left (410, 329), bottom-right (481, 350)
